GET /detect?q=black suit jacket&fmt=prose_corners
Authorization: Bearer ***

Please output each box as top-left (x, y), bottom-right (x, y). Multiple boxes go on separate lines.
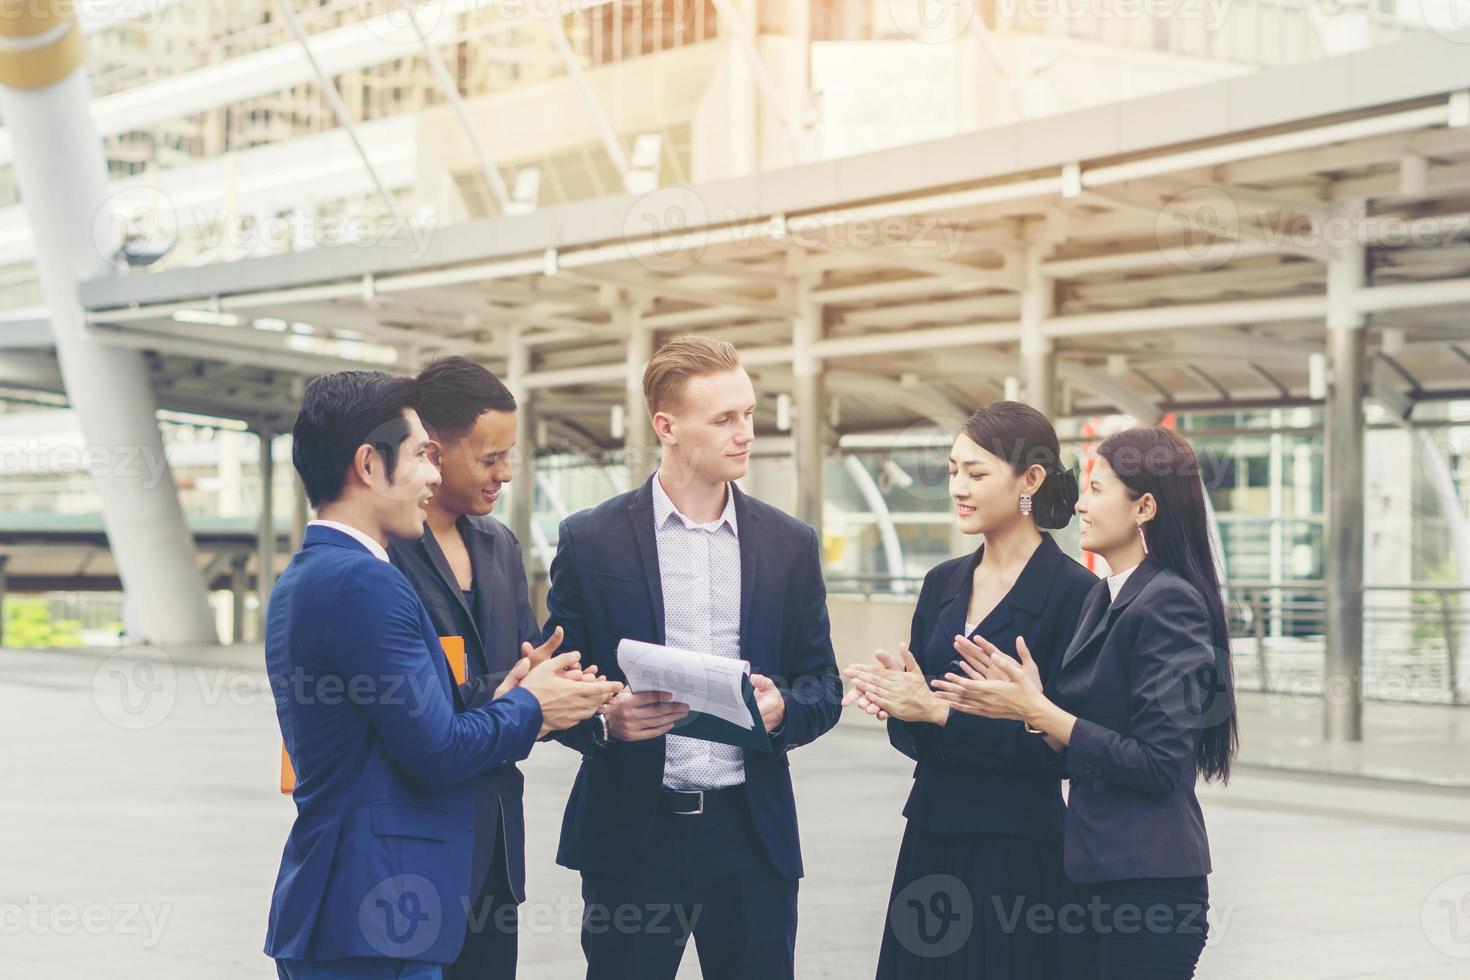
top-left (542, 476), bottom-right (842, 880)
top-left (387, 514), bottom-right (541, 903)
top-left (1047, 557), bottom-right (1218, 883)
top-left (888, 534), bottom-right (1096, 840)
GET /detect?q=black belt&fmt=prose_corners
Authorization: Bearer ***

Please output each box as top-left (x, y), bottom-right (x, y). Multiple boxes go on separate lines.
top-left (657, 785), bottom-right (745, 816)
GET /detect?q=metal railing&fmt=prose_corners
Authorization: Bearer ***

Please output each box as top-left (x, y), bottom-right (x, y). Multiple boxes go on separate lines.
top-left (826, 575), bottom-right (1470, 705)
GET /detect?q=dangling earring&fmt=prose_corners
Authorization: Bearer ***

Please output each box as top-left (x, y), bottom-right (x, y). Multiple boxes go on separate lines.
top-left (1136, 521), bottom-right (1149, 556)
top-left (1019, 494), bottom-right (1032, 516)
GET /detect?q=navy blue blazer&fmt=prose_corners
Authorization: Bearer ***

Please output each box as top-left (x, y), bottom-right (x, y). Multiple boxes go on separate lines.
top-left (888, 534), bottom-right (1096, 841)
top-left (1047, 557), bottom-right (1217, 883)
top-left (388, 514), bottom-right (541, 904)
top-left (263, 524), bottom-right (543, 964)
top-left (542, 476), bottom-right (842, 880)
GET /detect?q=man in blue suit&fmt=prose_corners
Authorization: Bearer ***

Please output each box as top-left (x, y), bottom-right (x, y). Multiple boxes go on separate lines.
top-left (264, 370), bottom-right (621, 980)
top-left (543, 337), bottom-right (843, 980)
top-left (387, 356), bottom-right (565, 980)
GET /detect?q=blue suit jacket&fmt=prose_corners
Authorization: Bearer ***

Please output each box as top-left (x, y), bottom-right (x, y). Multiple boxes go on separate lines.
top-left (388, 515), bottom-right (541, 904)
top-left (263, 524), bottom-right (543, 964)
top-left (888, 535), bottom-right (1096, 841)
top-left (1047, 557), bottom-right (1218, 883)
top-left (542, 477), bottom-right (842, 880)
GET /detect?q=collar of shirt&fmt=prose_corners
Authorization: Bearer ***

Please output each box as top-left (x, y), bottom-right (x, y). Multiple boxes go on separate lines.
top-left (651, 473), bottom-right (738, 536)
top-left (1106, 562), bottom-right (1138, 601)
top-left (308, 519), bottom-right (390, 563)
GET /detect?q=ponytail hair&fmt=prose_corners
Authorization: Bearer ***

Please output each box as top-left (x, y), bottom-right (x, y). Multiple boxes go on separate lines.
top-left (961, 401), bottom-right (1079, 530)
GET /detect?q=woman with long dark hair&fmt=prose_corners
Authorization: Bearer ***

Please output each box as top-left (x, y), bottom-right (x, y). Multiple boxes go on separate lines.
top-left (933, 425), bottom-right (1237, 979)
top-left (844, 401), bottom-right (1098, 978)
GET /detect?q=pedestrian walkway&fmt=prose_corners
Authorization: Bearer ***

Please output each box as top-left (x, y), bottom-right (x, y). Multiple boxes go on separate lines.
top-left (2, 644), bottom-right (1468, 978)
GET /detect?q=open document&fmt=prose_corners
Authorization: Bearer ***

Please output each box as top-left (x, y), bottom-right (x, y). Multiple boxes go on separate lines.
top-left (616, 639), bottom-right (772, 751)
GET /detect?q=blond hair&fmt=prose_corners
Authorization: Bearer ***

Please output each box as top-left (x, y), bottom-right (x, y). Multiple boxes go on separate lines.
top-left (641, 336), bottom-right (742, 417)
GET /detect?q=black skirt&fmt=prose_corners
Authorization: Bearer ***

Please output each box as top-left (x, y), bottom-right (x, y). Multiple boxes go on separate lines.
top-left (876, 822), bottom-right (1096, 980)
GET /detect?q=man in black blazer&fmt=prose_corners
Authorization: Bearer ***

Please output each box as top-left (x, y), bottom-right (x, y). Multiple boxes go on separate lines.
top-left (543, 337), bottom-right (842, 980)
top-left (388, 357), bottom-right (569, 980)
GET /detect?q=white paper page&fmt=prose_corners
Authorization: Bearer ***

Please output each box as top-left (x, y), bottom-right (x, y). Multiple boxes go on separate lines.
top-left (616, 638), bottom-right (754, 730)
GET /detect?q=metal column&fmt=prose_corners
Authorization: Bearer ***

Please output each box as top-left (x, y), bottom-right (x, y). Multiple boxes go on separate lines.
top-left (505, 330), bottom-right (538, 582)
top-left (257, 430), bottom-right (277, 639)
top-left (623, 302), bottom-right (653, 490)
top-left (0, 555), bottom-right (8, 647)
top-left (1324, 221), bottom-right (1366, 742)
top-left (230, 556), bottom-right (249, 644)
top-left (0, 5), bottom-right (216, 645)
top-left (792, 281), bottom-right (826, 538)
top-left (1021, 244), bottom-right (1057, 418)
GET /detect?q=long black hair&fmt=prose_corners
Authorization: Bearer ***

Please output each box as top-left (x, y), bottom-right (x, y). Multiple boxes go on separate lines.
top-left (1097, 426), bottom-right (1238, 783)
top-left (961, 401), bottom-right (1079, 530)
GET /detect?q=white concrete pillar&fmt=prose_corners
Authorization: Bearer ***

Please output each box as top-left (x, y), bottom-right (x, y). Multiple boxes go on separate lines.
top-left (622, 301), bottom-right (654, 490)
top-left (0, 5), bottom-right (216, 644)
top-left (1324, 213), bottom-right (1366, 743)
top-left (257, 430), bottom-right (277, 639)
top-left (505, 329), bottom-right (537, 581)
top-left (792, 279), bottom-right (826, 537)
top-left (1021, 243), bottom-right (1057, 419)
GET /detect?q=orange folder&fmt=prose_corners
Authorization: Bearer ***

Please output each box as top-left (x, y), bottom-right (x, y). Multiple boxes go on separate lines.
top-left (280, 636), bottom-right (468, 794)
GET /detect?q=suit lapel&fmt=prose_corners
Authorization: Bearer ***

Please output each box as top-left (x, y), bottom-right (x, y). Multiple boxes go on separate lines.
top-left (627, 479), bottom-right (666, 644)
top-left (1060, 579), bottom-right (1111, 671)
top-left (463, 518), bottom-right (505, 674)
top-left (932, 547), bottom-right (979, 653)
top-left (1058, 558), bottom-right (1164, 672)
top-left (732, 484), bottom-right (761, 667)
top-left (418, 525), bottom-right (482, 651)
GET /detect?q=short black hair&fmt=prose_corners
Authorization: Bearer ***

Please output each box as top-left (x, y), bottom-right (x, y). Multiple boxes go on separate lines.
top-left (291, 370), bottom-right (421, 508)
top-left (415, 356), bottom-right (517, 442)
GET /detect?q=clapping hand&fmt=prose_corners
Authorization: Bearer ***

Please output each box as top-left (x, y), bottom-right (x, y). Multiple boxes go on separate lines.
top-left (843, 643), bottom-right (948, 726)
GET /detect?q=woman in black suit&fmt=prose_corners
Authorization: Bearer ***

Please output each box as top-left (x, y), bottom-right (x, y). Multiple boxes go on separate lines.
top-left (934, 425), bottom-right (1238, 980)
top-left (844, 401), bottom-right (1098, 979)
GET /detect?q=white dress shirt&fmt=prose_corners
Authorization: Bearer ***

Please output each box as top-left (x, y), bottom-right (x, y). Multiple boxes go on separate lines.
top-left (308, 519), bottom-right (390, 563)
top-left (1106, 563), bottom-right (1138, 601)
top-left (651, 474), bottom-right (746, 791)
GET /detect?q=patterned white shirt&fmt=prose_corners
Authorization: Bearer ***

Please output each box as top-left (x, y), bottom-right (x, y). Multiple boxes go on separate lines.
top-left (651, 474), bottom-right (746, 790)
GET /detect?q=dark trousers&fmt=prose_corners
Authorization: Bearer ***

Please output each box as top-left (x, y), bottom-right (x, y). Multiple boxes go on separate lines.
top-left (276, 960), bottom-right (441, 980)
top-left (1081, 876), bottom-right (1209, 980)
top-left (579, 791), bottom-right (798, 980)
top-left (447, 829), bottom-right (518, 980)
